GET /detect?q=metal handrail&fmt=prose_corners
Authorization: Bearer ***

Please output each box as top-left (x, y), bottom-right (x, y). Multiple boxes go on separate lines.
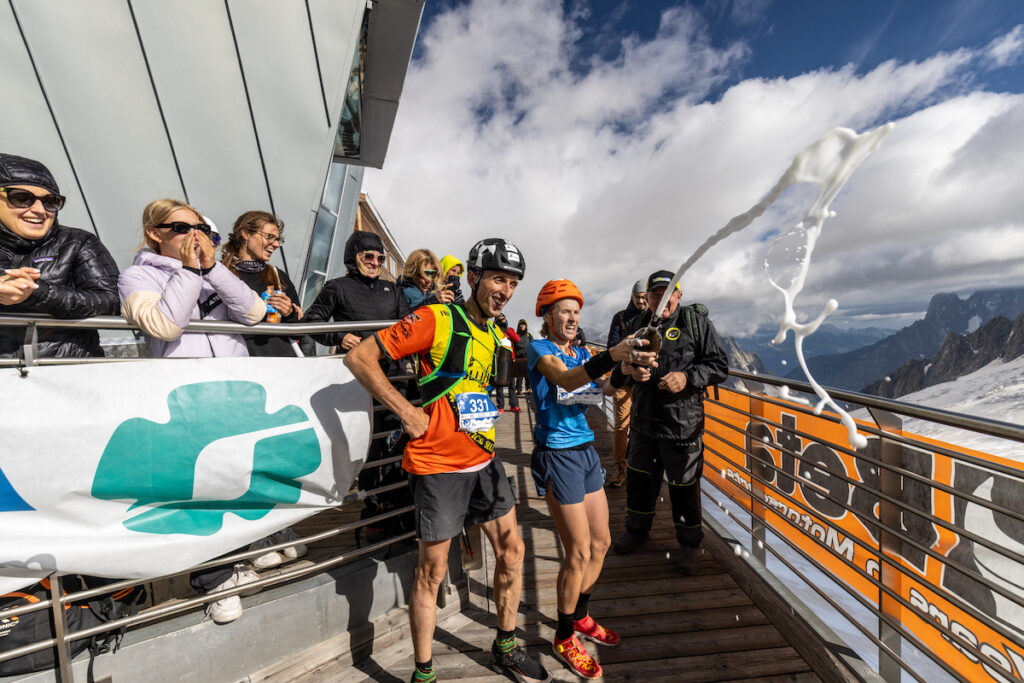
top-left (731, 369), bottom-right (1024, 443)
top-left (0, 312), bottom-right (394, 336)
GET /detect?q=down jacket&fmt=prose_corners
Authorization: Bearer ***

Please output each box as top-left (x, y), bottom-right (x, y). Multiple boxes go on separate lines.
top-left (0, 222), bottom-right (119, 359)
top-left (118, 250), bottom-right (265, 358)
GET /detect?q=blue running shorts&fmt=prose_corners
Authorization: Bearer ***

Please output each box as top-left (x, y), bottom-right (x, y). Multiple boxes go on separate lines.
top-left (530, 442), bottom-right (603, 505)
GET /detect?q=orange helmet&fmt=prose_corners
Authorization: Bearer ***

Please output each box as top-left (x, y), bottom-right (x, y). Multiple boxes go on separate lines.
top-left (536, 279), bottom-right (584, 316)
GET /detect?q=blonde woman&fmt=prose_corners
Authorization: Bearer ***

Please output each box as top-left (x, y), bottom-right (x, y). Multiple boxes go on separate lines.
top-left (396, 248), bottom-right (454, 309)
top-left (118, 198), bottom-right (265, 358)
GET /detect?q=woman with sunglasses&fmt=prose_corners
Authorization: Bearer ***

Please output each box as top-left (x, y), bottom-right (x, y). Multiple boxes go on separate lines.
top-left (0, 153), bottom-right (119, 359)
top-left (304, 230), bottom-right (410, 352)
top-left (396, 248), bottom-right (455, 310)
top-left (118, 199), bottom-right (266, 358)
top-left (221, 210), bottom-right (306, 357)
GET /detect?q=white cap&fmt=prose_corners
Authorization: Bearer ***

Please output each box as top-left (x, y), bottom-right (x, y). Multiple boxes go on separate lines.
top-left (632, 280), bottom-right (646, 295)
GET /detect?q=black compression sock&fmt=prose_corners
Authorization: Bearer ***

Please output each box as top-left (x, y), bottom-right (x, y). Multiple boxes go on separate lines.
top-left (573, 593), bottom-right (591, 621)
top-left (556, 611), bottom-right (575, 640)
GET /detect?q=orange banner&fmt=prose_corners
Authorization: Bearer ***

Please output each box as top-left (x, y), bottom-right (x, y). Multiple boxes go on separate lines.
top-left (703, 389), bottom-right (1024, 683)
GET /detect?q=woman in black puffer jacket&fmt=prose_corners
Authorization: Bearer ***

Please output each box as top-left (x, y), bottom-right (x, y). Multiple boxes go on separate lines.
top-left (0, 154), bottom-right (119, 358)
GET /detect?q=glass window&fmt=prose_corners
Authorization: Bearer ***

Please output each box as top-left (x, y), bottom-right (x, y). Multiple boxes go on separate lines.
top-left (323, 161), bottom-right (347, 214)
top-left (301, 207), bottom-right (339, 308)
top-left (334, 9), bottom-right (368, 160)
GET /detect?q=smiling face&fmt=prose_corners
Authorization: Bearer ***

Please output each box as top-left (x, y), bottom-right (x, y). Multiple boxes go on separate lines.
top-left (468, 269), bottom-right (519, 318)
top-left (632, 291), bottom-right (648, 310)
top-left (241, 221), bottom-right (281, 262)
top-left (356, 250), bottom-right (384, 278)
top-left (646, 286), bottom-right (681, 319)
top-left (145, 208), bottom-right (203, 261)
top-left (0, 185), bottom-right (57, 240)
top-left (545, 298), bottom-right (581, 343)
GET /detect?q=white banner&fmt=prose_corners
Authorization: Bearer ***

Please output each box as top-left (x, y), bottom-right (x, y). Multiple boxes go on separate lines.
top-left (0, 357), bottom-right (372, 595)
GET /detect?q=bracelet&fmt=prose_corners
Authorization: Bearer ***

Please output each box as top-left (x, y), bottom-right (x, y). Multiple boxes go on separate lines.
top-left (583, 350), bottom-right (616, 379)
top-left (183, 265), bottom-right (214, 276)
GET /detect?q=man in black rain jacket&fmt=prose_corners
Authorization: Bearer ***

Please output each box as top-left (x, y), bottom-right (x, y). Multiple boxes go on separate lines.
top-left (609, 270), bottom-right (728, 574)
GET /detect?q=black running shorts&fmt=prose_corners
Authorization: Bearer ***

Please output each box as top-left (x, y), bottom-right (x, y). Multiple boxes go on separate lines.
top-left (407, 455), bottom-right (516, 542)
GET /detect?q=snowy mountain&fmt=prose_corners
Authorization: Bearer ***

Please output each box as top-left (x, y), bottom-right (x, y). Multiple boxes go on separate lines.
top-left (786, 288), bottom-right (1024, 390)
top-left (887, 354), bottom-right (1024, 461)
top-left (732, 323), bottom-right (889, 377)
top-left (863, 314), bottom-right (1024, 397)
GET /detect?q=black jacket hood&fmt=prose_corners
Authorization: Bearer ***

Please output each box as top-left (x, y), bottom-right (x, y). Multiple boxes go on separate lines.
top-left (343, 231), bottom-right (385, 275)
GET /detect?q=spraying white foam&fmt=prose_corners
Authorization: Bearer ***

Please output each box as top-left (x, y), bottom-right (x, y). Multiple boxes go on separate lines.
top-left (653, 123), bottom-right (894, 449)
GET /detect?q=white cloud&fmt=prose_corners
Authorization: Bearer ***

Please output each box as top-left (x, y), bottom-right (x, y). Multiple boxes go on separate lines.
top-left (987, 23), bottom-right (1024, 67)
top-left (364, 1), bottom-right (1024, 340)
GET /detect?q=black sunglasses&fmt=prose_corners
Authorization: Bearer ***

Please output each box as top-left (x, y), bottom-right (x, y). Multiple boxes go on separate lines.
top-left (155, 222), bottom-right (222, 246)
top-left (0, 187), bottom-right (66, 213)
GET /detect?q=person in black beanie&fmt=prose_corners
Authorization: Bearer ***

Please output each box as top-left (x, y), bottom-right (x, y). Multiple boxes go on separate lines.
top-left (0, 153), bottom-right (119, 358)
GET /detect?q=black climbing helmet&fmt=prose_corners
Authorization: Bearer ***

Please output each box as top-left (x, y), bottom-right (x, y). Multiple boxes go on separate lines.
top-left (466, 238), bottom-right (526, 279)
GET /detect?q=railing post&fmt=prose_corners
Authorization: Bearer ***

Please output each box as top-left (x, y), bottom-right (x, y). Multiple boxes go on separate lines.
top-left (22, 321), bottom-right (38, 367)
top-left (750, 391), bottom-right (767, 565)
top-left (48, 575), bottom-right (75, 683)
top-left (868, 407), bottom-right (903, 682)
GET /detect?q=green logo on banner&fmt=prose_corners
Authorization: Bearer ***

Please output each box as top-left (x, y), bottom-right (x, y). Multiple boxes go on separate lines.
top-left (91, 381), bottom-right (320, 536)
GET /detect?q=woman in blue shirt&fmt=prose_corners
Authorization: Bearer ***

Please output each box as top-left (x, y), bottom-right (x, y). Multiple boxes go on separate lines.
top-left (527, 278), bottom-right (655, 679)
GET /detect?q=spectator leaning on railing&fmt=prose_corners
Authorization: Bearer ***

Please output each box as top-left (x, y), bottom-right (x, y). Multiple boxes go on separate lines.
top-left (220, 210), bottom-right (307, 358)
top-left (117, 198), bottom-right (268, 624)
top-left (397, 248), bottom-right (455, 310)
top-left (0, 153), bottom-right (119, 358)
top-left (118, 199), bottom-right (265, 359)
top-left (303, 230), bottom-right (410, 351)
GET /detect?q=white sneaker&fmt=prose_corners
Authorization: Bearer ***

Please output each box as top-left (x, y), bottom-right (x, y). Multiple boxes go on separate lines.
top-left (249, 536), bottom-right (284, 569)
top-left (272, 528), bottom-right (308, 560)
top-left (206, 577), bottom-right (242, 624)
top-left (231, 564), bottom-right (262, 597)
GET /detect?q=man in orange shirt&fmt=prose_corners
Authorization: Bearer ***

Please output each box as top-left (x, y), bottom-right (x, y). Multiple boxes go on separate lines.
top-left (345, 239), bottom-right (549, 683)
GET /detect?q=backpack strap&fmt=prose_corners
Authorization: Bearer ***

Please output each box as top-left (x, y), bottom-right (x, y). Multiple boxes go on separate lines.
top-left (418, 305), bottom-right (498, 406)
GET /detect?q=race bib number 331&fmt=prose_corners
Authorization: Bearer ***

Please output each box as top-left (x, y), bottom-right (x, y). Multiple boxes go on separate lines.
top-left (455, 392), bottom-right (500, 433)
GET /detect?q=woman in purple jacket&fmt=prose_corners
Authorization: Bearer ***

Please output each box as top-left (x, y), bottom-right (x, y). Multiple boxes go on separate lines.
top-left (118, 199), bottom-right (265, 358)
top-left (118, 199), bottom-right (268, 623)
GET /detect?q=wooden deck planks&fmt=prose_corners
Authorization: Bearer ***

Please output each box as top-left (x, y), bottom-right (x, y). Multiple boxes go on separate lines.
top-left (285, 399), bottom-right (819, 682)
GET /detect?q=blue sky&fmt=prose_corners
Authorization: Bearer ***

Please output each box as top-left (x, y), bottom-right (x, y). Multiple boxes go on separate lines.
top-left (367, 0), bottom-right (1024, 334)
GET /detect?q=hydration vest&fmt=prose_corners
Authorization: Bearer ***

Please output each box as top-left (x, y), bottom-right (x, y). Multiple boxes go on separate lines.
top-left (418, 304), bottom-right (502, 406)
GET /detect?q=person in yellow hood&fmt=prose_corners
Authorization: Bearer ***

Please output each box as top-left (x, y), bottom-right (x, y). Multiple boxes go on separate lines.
top-left (439, 254), bottom-right (465, 305)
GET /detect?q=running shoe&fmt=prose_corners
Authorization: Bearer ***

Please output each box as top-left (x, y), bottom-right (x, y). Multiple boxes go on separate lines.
top-left (511, 406), bottom-right (521, 413)
top-left (573, 615), bottom-right (620, 646)
top-left (490, 640), bottom-right (551, 682)
top-left (552, 634), bottom-right (602, 679)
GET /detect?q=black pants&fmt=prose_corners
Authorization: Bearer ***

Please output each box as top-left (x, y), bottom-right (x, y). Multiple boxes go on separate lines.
top-left (494, 384), bottom-right (519, 410)
top-left (625, 431), bottom-right (704, 548)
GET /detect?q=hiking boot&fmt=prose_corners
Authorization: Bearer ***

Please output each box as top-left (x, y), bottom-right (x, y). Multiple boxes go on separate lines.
top-left (673, 545), bottom-right (701, 576)
top-left (604, 464), bottom-right (626, 488)
top-left (573, 614), bottom-right (620, 646)
top-left (271, 527), bottom-right (308, 560)
top-left (206, 577), bottom-right (242, 624)
top-left (490, 640), bottom-right (551, 682)
top-left (552, 634), bottom-right (602, 679)
top-left (612, 529), bottom-right (647, 555)
top-left (249, 536), bottom-right (284, 569)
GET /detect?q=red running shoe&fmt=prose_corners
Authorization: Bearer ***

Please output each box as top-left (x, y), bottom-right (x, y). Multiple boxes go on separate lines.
top-left (511, 406), bottom-right (521, 413)
top-left (552, 635), bottom-right (602, 679)
top-left (573, 615), bottom-right (620, 646)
